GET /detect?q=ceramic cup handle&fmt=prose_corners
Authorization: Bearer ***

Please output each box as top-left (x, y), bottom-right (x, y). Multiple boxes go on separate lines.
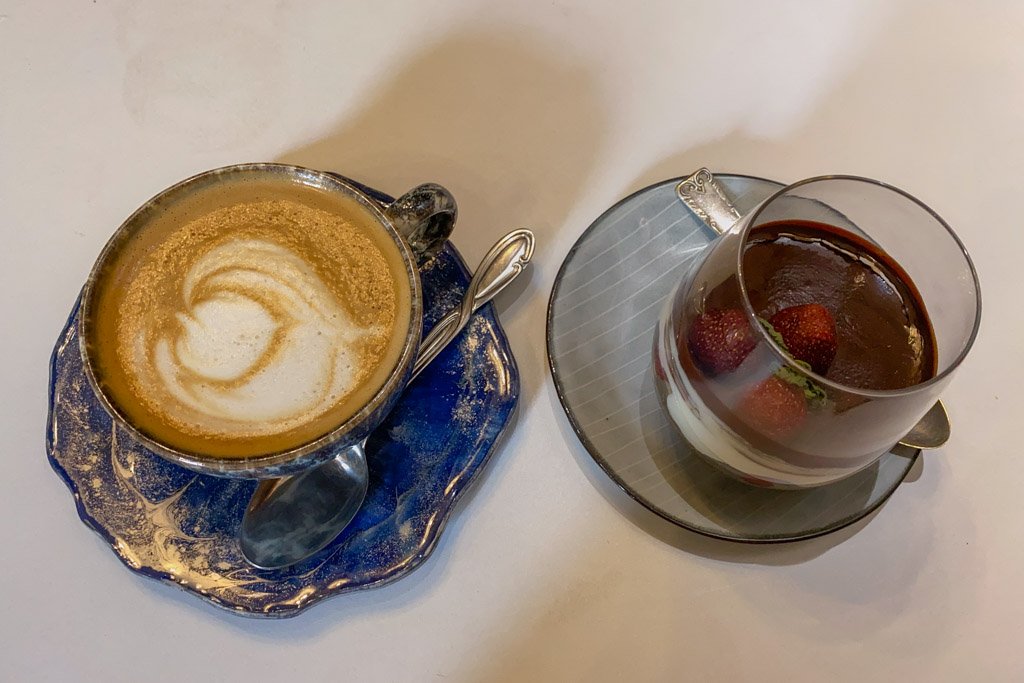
top-left (384, 183), bottom-right (458, 260)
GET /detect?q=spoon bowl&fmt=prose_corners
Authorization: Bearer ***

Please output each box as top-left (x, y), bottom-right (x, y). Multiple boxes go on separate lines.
top-left (240, 230), bottom-right (535, 569)
top-left (240, 444), bottom-right (368, 570)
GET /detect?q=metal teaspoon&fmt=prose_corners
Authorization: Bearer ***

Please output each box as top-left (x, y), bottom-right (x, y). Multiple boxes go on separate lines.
top-left (239, 229), bottom-right (535, 569)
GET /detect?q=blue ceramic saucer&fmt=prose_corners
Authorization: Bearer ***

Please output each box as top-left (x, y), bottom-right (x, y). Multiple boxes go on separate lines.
top-left (47, 185), bottom-right (519, 618)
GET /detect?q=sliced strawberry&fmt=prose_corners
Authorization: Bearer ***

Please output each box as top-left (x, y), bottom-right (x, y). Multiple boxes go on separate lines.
top-left (685, 308), bottom-right (757, 376)
top-left (768, 304), bottom-right (837, 375)
top-left (737, 376), bottom-right (807, 439)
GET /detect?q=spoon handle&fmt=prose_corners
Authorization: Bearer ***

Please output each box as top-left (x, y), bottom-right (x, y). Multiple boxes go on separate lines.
top-left (239, 230), bottom-right (535, 570)
top-left (676, 168), bottom-right (742, 235)
top-left (412, 229), bottom-right (535, 377)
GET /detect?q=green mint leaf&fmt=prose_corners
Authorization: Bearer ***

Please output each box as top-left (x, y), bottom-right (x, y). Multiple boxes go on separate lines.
top-left (774, 365), bottom-right (829, 410)
top-left (762, 317), bottom-right (828, 409)
top-left (758, 317), bottom-right (788, 351)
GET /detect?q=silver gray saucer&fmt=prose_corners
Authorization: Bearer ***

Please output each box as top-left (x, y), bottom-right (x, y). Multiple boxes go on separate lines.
top-left (546, 174), bottom-right (919, 542)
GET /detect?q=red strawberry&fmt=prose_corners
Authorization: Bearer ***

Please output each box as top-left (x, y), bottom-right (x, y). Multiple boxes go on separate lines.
top-left (768, 304), bottom-right (838, 375)
top-left (738, 376), bottom-right (807, 439)
top-left (686, 308), bottom-right (757, 376)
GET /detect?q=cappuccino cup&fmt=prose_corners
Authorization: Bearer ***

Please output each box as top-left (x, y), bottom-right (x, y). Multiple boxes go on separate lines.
top-left (79, 163), bottom-right (456, 478)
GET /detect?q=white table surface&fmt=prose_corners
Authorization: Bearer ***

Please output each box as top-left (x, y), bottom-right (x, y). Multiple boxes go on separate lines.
top-left (2, 1), bottom-right (1021, 680)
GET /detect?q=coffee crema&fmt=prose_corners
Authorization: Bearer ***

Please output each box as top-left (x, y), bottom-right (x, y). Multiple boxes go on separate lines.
top-left (87, 176), bottom-right (413, 458)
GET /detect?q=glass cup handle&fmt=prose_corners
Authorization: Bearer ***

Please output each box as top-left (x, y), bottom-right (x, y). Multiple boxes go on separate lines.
top-left (384, 183), bottom-right (458, 260)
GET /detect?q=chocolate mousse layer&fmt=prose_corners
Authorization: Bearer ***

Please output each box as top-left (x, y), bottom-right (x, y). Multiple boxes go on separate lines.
top-left (736, 220), bottom-right (936, 390)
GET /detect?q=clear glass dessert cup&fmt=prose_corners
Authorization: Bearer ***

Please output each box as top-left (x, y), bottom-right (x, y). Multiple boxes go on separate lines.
top-left (653, 175), bottom-right (981, 488)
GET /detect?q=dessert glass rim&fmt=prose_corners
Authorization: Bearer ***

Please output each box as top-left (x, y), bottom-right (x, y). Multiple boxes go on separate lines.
top-left (728, 173), bottom-right (982, 399)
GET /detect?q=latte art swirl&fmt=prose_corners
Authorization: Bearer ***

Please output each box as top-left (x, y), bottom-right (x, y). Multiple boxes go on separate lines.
top-left (94, 188), bottom-right (410, 458)
top-left (137, 239), bottom-right (378, 437)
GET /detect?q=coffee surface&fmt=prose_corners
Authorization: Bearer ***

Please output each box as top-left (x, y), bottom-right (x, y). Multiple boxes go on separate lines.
top-left (89, 176), bottom-right (412, 457)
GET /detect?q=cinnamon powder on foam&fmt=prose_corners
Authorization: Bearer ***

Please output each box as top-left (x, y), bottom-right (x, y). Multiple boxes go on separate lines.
top-left (118, 199), bottom-right (398, 402)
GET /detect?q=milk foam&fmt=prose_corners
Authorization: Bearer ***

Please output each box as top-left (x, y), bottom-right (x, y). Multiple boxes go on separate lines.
top-left (134, 238), bottom-right (379, 437)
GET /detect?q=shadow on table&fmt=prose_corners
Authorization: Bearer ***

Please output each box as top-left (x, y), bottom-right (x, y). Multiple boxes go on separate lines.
top-left (553, 0), bottom-right (965, 567)
top-left (522, 4), bottom-right (984, 676)
top-left (484, 389), bottom-right (971, 683)
top-left (274, 26), bottom-right (608, 423)
top-left (133, 24), bottom-right (606, 635)
top-left (551, 384), bottom-right (882, 568)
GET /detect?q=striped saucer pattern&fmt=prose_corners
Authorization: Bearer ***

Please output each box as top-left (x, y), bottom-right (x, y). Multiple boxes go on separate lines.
top-left (547, 174), bottom-right (918, 542)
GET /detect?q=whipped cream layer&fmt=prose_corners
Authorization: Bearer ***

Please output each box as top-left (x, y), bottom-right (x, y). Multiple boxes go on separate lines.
top-left (664, 385), bottom-right (846, 488)
top-left (656, 318), bottom-right (852, 489)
